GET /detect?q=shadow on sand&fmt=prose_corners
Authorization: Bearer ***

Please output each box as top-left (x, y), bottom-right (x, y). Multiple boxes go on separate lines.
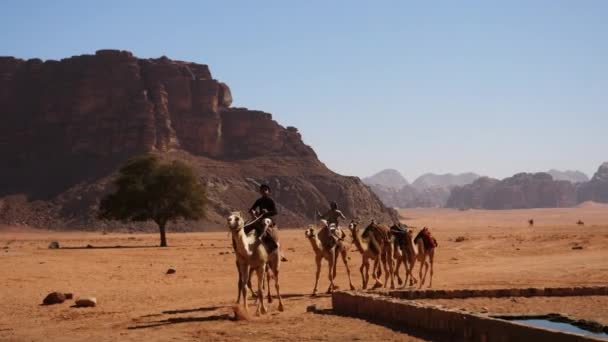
top-left (128, 305), bottom-right (234, 330)
top-left (57, 245), bottom-right (159, 250)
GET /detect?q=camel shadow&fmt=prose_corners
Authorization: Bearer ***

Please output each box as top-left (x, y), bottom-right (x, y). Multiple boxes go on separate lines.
top-left (162, 305), bottom-right (223, 315)
top-left (127, 313), bottom-right (233, 330)
top-left (58, 245), bottom-right (159, 250)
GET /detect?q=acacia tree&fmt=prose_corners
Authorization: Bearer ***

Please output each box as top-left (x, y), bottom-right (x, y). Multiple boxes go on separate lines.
top-left (98, 154), bottom-right (206, 247)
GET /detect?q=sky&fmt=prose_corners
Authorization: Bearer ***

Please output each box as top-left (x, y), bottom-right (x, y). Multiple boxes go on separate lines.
top-left (1, 0), bottom-right (607, 181)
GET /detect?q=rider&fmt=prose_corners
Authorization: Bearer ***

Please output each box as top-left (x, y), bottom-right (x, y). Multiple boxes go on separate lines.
top-left (245, 184), bottom-right (278, 250)
top-left (317, 201), bottom-right (346, 243)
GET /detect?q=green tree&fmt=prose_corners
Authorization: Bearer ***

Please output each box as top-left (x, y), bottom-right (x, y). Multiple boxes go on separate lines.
top-left (98, 155), bottom-right (206, 247)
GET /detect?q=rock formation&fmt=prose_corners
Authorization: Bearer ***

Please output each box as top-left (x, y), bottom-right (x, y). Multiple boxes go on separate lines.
top-left (546, 169), bottom-right (589, 183)
top-left (577, 162), bottom-right (608, 204)
top-left (363, 169), bottom-right (409, 189)
top-left (0, 50), bottom-right (397, 229)
top-left (446, 173), bottom-right (578, 209)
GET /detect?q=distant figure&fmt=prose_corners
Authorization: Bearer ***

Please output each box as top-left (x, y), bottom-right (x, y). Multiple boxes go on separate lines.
top-left (577, 220), bottom-right (585, 226)
top-left (528, 219), bottom-right (534, 227)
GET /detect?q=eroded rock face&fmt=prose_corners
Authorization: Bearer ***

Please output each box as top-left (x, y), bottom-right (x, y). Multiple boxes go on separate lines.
top-left (0, 50), bottom-right (396, 229)
top-left (446, 173), bottom-right (577, 209)
top-left (577, 162), bottom-right (608, 203)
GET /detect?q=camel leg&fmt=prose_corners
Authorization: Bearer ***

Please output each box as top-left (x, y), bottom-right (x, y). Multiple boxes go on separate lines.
top-left (360, 262), bottom-right (367, 289)
top-left (313, 255), bottom-right (322, 295)
top-left (238, 263), bottom-right (250, 312)
top-left (248, 268), bottom-right (257, 301)
top-left (341, 249), bottom-right (355, 290)
top-left (418, 257), bottom-right (427, 289)
top-left (266, 264), bottom-right (273, 303)
top-left (371, 256), bottom-right (383, 289)
top-left (394, 254), bottom-right (403, 286)
top-left (255, 266), bottom-right (267, 316)
top-left (236, 260), bottom-right (242, 304)
top-left (428, 249), bottom-right (435, 288)
top-left (273, 263), bottom-right (284, 312)
top-left (326, 253), bottom-right (335, 294)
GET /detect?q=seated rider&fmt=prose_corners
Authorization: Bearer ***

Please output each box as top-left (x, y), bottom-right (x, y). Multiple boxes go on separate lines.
top-left (316, 201), bottom-right (346, 242)
top-left (245, 184), bottom-right (278, 249)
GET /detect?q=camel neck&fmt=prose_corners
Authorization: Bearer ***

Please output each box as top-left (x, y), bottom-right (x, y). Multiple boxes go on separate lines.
top-left (404, 233), bottom-right (418, 256)
top-left (233, 228), bottom-right (254, 258)
top-left (308, 236), bottom-right (324, 254)
top-left (351, 229), bottom-right (368, 254)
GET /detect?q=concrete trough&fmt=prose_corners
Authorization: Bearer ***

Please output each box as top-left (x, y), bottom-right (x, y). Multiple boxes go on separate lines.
top-left (332, 291), bottom-right (607, 342)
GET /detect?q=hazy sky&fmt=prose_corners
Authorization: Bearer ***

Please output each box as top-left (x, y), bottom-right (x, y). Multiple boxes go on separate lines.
top-left (2, 0), bottom-right (606, 181)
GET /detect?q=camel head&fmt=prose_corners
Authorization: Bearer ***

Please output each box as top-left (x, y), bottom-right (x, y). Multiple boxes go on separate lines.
top-left (304, 227), bottom-right (316, 239)
top-left (227, 211), bottom-right (244, 232)
top-left (348, 220), bottom-right (359, 233)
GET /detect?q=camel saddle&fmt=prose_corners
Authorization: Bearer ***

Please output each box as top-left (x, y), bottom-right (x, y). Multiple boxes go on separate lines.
top-left (414, 228), bottom-right (438, 249)
top-left (390, 224), bottom-right (408, 246)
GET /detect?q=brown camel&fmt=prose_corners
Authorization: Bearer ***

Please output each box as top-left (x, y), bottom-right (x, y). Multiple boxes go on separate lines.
top-left (348, 220), bottom-right (395, 289)
top-left (389, 224), bottom-right (411, 287)
top-left (305, 223), bottom-right (355, 295)
top-left (227, 212), bottom-right (284, 314)
top-left (402, 227), bottom-right (436, 288)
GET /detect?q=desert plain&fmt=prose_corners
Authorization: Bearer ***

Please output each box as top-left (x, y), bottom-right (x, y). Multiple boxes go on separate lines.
top-left (1, 203), bottom-right (607, 341)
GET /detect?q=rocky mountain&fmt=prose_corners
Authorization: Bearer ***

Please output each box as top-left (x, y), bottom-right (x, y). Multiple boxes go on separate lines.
top-left (363, 169), bottom-right (408, 190)
top-left (411, 172), bottom-right (480, 190)
top-left (0, 50), bottom-right (397, 230)
top-left (547, 169), bottom-right (589, 183)
top-left (577, 162), bottom-right (608, 203)
top-left (364, 171), bottom-right (479, 208)
top-left (446, 173), bottom-right (578, 209)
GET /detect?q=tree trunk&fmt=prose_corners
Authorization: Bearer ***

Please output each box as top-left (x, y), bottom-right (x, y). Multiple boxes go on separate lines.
top-left (158, 221), bottom-right (168, 247)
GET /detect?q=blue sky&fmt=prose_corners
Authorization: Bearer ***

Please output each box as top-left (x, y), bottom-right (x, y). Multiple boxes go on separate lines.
top-left (2, 0), bottom-right (606, 181)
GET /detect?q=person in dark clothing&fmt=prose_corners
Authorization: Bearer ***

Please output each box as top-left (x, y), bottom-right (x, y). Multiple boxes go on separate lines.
top-left (245, 184), bottom-right (278, 251)
top-left (316, 201), bottom-right (346, 247)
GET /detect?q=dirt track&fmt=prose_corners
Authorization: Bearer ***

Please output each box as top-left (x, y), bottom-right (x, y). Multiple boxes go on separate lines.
top-left (1, 204), bottom-right (607, 341)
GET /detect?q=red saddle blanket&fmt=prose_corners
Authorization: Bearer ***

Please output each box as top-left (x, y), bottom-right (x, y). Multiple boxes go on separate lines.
top-left (414, 228), bottom-right (438, 249)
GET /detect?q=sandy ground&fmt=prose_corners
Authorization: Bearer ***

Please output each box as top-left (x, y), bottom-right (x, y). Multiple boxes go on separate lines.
top-left (1, 204), bottom-right (607, 341)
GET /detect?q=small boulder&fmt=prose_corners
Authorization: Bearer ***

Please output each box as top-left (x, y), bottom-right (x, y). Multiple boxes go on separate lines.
top-left (43, 292), bottom-right (66, 305)
top-left (454, 236), bottom-right (466, 242)
top-left (75, 297), bottom-right (97, 307)
top-left (64, 293), bottom-right (73, 300)
top-left (166, 268), bottom-right (176, 274)
top-left (572, 246), bottom-right (583, 250)
top-left (48, 241), bottom-right (60, 249)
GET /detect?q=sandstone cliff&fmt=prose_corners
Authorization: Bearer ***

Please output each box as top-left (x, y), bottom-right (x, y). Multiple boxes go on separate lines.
top-left (0, 50), bottom-right (397, 230)
top-left (577, 162), bottom-right (608, 204)
top-left (446, 173), bottom-right (578, 209)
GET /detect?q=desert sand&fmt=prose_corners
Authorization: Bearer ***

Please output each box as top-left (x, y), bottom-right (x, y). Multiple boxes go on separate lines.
top-left (1, 204), bottom-right (607, 341)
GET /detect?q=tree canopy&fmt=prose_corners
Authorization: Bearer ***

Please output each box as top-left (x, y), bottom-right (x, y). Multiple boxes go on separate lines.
top-left (98, 154), bottom-right (206, 247)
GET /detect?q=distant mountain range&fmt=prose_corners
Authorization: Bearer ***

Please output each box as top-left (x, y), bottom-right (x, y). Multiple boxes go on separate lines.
top-left (365, 166), bottom-right (605, 209)
top-left (362, 169), bottom-right (409, 189)
top-left (446, 163), bottom-right (607, 209)
top-left (363, 170), bottom-right (481, 208)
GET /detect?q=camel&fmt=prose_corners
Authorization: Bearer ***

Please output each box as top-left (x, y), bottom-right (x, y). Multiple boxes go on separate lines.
top-left (227, 212), bottom-right (284, 314)
top-left (400, 227), bottom-right (436, 288)
top-left (348, 220), bottom-right (395, 289)
top-left (389, 224), bottom-right (411, 287)
top-left (304, 222), bottom-right (355, 295)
